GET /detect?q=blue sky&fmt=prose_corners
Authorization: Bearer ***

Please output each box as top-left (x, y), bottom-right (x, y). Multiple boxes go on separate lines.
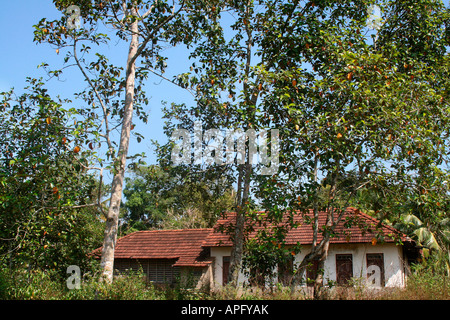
top-left (0, 2), bottom-right (59, 92)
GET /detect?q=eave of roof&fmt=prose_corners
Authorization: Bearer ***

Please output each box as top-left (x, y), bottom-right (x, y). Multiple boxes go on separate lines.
top-left (92, 228), bottom-right (213, 267)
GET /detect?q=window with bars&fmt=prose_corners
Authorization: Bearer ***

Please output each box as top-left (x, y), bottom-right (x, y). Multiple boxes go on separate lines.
top-left (147, 259), bottom-right (180, 284)
top-left (114, 258), bottom-right (143, 274)
top-left (114, 259), bottom-right (180, 284)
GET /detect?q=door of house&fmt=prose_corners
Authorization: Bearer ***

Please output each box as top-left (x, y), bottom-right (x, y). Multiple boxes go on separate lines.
top-left (222, 256), bottom-right (230, 285)
top-left (336, 254), bottom-right (353, 286)
top-left (306, 259), bottom-right (319, 287)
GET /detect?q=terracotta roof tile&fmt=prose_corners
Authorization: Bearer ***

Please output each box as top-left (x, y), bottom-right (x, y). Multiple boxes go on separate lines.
top-left (93, 228), bottom-right (213, 267)
top-left (202, 207), bottom-right (411, 247)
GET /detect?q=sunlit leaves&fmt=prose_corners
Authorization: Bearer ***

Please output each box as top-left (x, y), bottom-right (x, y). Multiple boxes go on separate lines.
top-left (250, 0), bottom-right (450, 265)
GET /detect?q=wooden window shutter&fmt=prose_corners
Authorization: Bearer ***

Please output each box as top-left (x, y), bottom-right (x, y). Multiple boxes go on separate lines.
top-left (336, 254), bottom-right (353, 286)
top-left (222, 256), bottom-right (230, 285)
top-left (278, 255), bottom-right (294, 286)
top-left (147, 259), bottom-right (179, 284)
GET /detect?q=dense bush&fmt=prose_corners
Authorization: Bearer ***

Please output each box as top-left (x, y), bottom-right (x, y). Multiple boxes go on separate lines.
top-left (395, 257), bottom-right (450, 300)
top-left (66, 271), bottom-right (161, 300)
top-left (0, 268), bottom-right (65, 300)
top-left (0, 268), bottom-right (161, 300)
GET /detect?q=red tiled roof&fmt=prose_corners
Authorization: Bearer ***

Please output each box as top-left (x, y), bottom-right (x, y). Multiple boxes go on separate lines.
top-left (93, 228), bottom-right (213, 267)
top-left (202, 207), bottom-right (411, 247)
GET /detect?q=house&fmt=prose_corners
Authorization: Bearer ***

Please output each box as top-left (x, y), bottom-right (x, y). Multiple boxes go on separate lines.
top-left (92, 228), bottom-right (215, 289)
top-left (203, 208), bottom-right (417, 289)
top-left (93, 208), bottom-right (418, 290)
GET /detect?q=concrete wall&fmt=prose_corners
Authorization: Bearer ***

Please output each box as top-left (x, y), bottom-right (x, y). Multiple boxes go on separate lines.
top-left (296, 243), bottom-right (406, 287)
top-left (210, 243), bottom-right (406, 289)
top-left (210, 247), bottom-right (247, 289)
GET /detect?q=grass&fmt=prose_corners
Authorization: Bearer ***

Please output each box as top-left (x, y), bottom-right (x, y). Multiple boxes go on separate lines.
top-left (1, 265), bottom-right (449, 300)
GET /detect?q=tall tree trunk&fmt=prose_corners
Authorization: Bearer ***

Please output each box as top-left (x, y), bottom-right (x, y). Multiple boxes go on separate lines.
top-left (228, 163), bottom-right (252, 287)
top-left (311, 165), bottom-right (338, 298)
top-left (291, 156), bottom-right (336, 294)
top-left (100, 11), bottom-right (139, 283)
top-left (313, 240), bottom-right (329, 299)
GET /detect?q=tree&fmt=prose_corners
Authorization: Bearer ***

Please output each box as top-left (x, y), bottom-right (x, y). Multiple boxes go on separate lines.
top-left (121, 164), bottom-right (235, 232)
top-left (163, 0), bottom-right (288, 288)
top-left (161, 0), bottom-right (449, 296)
top-left (33, 0), bottom-right (212, 282)
top-left (254, 0), bottom-right (449, 296)
top-left (0, 78), bottom-right (104, 275)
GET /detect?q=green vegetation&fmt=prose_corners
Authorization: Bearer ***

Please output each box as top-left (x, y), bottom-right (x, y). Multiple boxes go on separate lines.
top-left (1, 258), bottom-right (449, 300)
top-left (0, 79), bottom-right (105, 277)
top-left (121, 164), bottom-right (235, 233)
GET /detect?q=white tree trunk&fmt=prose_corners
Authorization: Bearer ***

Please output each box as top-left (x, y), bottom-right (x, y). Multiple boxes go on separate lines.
top-left (100, 11), bottom-right (139, 283)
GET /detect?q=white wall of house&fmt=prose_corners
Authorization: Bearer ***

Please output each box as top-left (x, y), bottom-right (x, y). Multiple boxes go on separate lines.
top-left (210, 243), bottom-right (406, 289)
top-left (296, 243), bottom-right (406, 288)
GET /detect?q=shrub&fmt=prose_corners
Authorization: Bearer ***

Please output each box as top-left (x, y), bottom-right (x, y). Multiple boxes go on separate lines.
top-left (0, 267), bottom-right (65, 300)
top-left (395, 260), bottom-right (450, 300)
top-left (2, 260), bottom-right (449, 300)
top-left (65, 270), bottom-right (162, 300)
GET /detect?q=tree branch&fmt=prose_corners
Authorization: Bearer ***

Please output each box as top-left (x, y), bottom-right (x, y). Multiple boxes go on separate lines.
top-left (73, 38), bottom-right (114, 158)
top-left (129, 0), bottom-right (186, 67)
